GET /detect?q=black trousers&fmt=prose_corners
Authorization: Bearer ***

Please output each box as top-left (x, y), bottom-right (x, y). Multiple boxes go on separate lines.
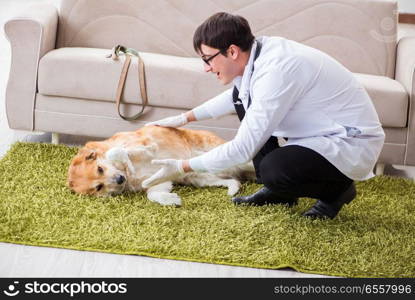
top-left (259, 145), bottom-right (354, 202)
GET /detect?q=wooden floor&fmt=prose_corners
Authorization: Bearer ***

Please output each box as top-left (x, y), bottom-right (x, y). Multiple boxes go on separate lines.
top-left (1, 0), bottom-right (414, 277)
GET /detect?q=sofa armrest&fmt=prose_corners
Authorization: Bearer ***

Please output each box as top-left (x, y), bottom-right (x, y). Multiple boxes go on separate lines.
top-left (395, 36), bottom-right (415, 165)
top-left (4, 4), bottom-right (58, 131)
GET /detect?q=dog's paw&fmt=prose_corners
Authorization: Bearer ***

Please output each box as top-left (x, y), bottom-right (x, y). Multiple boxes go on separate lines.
top-left (226, 179), bottom-right (241, 196)
top-left (147, 191), bottom-right (182, 206)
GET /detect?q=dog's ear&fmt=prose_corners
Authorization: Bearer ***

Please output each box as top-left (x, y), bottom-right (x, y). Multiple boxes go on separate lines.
top-left (72, 148), bottom-right (97, 163)
top-left (85, 141), bottom-right (108, 157)
top-left (85, 150), bottom-right (97, 160)
top-left (77, 148), bottom-right (97, 161)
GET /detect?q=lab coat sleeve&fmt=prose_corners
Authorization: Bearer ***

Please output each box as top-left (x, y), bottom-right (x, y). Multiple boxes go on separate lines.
top-left (191, 88), bottom-right (235, 120)
top-left (189, 63), bottom-right (306, 173)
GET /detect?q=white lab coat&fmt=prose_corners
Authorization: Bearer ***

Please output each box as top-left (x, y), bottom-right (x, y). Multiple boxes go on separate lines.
top-left (190, 36), bottom-right (385, 181)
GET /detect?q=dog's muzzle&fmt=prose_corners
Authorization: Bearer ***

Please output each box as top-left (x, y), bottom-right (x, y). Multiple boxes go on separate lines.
top-left (115, 174), bottom-right (126, 185)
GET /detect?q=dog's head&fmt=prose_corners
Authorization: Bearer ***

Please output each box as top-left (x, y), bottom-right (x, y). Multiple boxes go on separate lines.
top-left (67, 142), bottom-right (127, 196)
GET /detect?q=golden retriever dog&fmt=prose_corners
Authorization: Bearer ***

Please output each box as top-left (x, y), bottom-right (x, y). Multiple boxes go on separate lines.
top-left (67, 126), bottom-right (255, 205)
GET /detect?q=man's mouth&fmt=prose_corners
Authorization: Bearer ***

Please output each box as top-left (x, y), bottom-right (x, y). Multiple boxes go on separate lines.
top-left (216, 72), bottom-right (220, 79)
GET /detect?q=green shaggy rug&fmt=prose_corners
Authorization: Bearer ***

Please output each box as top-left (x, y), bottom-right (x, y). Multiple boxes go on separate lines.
top-left (0, 142), bottom-right (415, 278)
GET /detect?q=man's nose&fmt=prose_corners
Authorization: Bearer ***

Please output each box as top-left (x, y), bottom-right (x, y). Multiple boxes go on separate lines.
top-left (204, 63), bottom-right (212, 72)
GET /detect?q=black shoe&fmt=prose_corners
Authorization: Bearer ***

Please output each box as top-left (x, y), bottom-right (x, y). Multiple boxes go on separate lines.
top-left (302, 183), bottom-right (356, 219)
top-left (232, 187), bottom-right (298, 207)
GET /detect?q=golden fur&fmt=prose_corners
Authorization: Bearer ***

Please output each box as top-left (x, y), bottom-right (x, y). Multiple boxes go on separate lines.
top-left (67, 126), bottom-right (255, 205)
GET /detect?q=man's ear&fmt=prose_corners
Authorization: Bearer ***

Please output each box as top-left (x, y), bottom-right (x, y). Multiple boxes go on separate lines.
top-left (228, 44), bottom-right (240, 59)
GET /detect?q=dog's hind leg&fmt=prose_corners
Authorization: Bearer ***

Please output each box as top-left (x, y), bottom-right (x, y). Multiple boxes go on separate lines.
top-left (181, 173), bottom-right (241, 196)
top-left (146, 181), bottom-right (182, 206)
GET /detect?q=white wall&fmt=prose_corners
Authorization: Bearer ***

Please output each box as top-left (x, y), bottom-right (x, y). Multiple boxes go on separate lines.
top-left (398, 0), bottom-right (415, 13)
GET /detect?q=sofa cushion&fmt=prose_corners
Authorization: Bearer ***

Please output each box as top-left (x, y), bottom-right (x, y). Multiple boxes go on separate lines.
top-left (38, 47), bottom-right (408, 128)
top-left (354, 73), bottom-right (408, 128)
top-left (38, 47), bottom-right (229, 110)
top-left (57, 0), bottom-right (397, 78)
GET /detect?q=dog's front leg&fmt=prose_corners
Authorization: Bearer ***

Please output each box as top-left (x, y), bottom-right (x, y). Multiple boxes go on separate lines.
top-left (146, 181), bottom-right (181, 206)
top-left (127, 144), bottom-right (157, 161)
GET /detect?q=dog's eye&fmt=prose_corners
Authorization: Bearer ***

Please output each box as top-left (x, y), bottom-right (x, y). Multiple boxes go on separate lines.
top-left (96, 184), bottom-right (104, 191)
top-left (97, 166), bottom-right (104, 175)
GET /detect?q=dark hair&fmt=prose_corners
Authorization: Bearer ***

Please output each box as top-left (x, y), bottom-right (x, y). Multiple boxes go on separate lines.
top-left (193, 12), bottom-right (255, 55)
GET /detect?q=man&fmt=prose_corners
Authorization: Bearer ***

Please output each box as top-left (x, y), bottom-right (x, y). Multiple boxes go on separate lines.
top-left (142, 12), bottom-right (385, 219)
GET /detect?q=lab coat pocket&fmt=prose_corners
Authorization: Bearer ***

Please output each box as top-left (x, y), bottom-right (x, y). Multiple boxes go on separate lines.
top-left (343, 126), bottom-right (362, 137)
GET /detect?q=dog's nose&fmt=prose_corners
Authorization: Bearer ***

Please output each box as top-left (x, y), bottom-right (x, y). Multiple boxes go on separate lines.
top-left (116, 175), bottom-right (125, 185)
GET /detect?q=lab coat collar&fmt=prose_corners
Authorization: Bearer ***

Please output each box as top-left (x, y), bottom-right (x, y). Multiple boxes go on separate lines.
top-left (232, 40), bottom-right (258, 100)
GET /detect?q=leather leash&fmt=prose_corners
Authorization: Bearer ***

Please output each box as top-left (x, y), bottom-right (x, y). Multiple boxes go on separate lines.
top-left (107, 45), bottom-right (148, 121)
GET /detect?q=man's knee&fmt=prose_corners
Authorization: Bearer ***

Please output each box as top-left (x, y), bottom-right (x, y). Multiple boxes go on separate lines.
top-left (259, 153), bottom-right (294, 191)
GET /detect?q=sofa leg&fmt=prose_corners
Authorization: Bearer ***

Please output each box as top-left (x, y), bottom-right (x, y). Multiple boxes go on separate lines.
top-left (375, 163), bottom-right (385, 176)
top-left (51, 133), bottom-right (60, 145)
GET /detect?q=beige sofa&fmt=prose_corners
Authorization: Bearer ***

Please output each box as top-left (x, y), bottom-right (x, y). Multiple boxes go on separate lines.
top-left (4, 0), bottom-right (415, 169)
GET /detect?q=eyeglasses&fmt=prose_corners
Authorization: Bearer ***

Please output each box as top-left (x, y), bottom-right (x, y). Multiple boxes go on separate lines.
top-left (201, 50), bottom-right (222, 66)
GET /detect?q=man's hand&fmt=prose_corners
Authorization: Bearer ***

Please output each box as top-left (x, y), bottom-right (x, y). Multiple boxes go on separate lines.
top-left (142, 159), bottom-right (185, 188)
top-left (145, 113), bottom-right (188, 127)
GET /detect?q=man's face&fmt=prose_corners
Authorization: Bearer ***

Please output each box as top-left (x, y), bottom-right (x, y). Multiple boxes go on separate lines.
top-left (199, 44), bottom-right (240, 85)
